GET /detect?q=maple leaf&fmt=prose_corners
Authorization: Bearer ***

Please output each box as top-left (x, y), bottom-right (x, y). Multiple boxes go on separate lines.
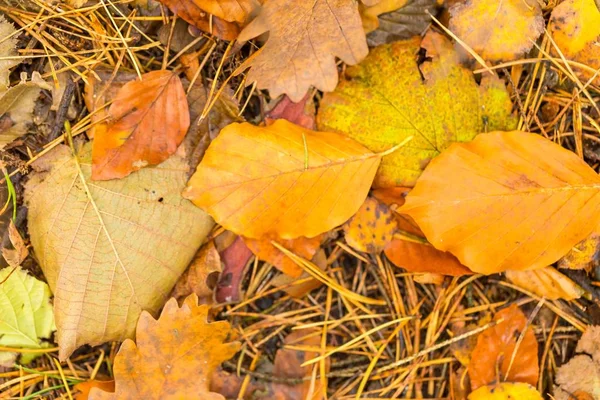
top-left (89, 295), bottom-right (240, 400)
top-left (468, 305), bottom-right (539, 390)
top-left (318, 31), bottom-right (516, 188)
top-left (448, 0), bottom-right (544, 62)
top-left (468, 382), bottom-right (543, 400)
top-left (237, 0), bottom-right (369, 102)
top-left (505, 267), bottom-right (584, 301)
top-left (25, 143), bottom-right (214, 359)
top-left (184, 119), bottom-right (382, 239)
top-left (402, 131), bottom-right (600, 274)
top-left (92, 70), bottom-right (189, 181)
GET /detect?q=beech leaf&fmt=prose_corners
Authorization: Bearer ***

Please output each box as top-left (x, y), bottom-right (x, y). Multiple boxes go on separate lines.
top-left (92, 70), bottom-right (189, 181)
top-left (468, 382), bottom-right (543, 400)
top-left (343, 196), bottom-right (397, 253)
top-left (505, 267), bottom-right (584, 301)
top-left (184, 120), bottom-right (381, 239)
top-left (402, 131), bottom-right (600, 274)
top-left (89, 295), bottom-right (239, 400)
top-left (318, 31), bottom-right (516, 187)
top-left (25, 143), bottom-right (214, 359)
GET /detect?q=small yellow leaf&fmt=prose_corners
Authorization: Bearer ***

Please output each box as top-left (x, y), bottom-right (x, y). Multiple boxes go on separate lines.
top-left (559, 233), bottom-right (600, 270)
top-left (505, 267), bottom-right (584, 301)
top-left (468, 382), bottom-right (543, 400)
top-left (344, 197), bottom-right (397, 253)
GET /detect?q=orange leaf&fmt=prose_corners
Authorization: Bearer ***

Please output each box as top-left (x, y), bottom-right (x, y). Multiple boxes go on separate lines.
top-left (468, 305), bottom-right (539, 390)
top-left (184, 120), bottom-right (381, 239)
top-left (243, 234), bottom-right (322, 278)
top-left (89, 295), bottom-right (240, 400)
top-left (343, 196), bottom-right (397, 253)
top-left (92, 70), bottom-right (189, 181)
top-left (74, 380), bottom-right (115, 400)
top-left (160, 0), bottom-right (260, 24)
top-left (402, 131), bottom-right (600, 274)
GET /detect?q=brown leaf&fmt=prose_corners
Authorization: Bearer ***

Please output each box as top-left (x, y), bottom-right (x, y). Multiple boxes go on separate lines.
top-left (243, 234), bottom-right (322, 278)
top-left (237, 0), bottom-right (368, 102)
top-left (559, 233), bottom-right (600, 270)
top-left (402, 131), bottom-right (600, 274)
top-left (92, 70), bottom-right (189, 181)
top-left (468, 305), bottom-right (539, 390)
top-left (89, 295), bottom-right (240, 400)
top-left (505, 267), bottom-right (584, 301)
top-left (343, 196), bottom-right (397, 253)
top-left (2, 221), bottom-right (28, 267)
top-left (171, 241), bottom-right (222, 302)
top-left (216, 236), bottom-right (253, 303)
top-left (184, 120), bottom-right (381, 239)
top-left (265, 94), bottom-right (316, 130)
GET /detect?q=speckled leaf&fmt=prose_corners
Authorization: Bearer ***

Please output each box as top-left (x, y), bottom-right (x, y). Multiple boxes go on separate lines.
top-left (318, 31), bottom-right (516, 187)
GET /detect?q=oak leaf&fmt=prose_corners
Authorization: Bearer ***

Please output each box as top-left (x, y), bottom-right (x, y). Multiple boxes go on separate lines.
top-left (92, 70), bottom-right (189, 181)
top-left (318, 31), bottom-right (516, 187)
top-left (468, 382), bottom-right (543, 400)
top-left (468, 305), bottom-right (539, 390)
top-left (505, 267), bottom-right (584, 301)
top-left (237, 0), bottom-right (369, 102)
top-left (343, 196), bottom-right (397, 253)
top-left (549, 0), bottom-right (600, 85)
top-left (25, 143), bottom-right (214, 359)
top-left (449, 0), bottom-right (544, 62)
top-left (402, 131), bottom-right (600, 274)
top-left (184, 119), bottom-right (381, 239)
top-left (89, 295), bottom-right (240, 400)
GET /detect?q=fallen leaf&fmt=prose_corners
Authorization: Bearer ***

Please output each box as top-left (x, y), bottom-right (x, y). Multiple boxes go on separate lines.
top-left (25, 143), bottom-right (214, 359)
top-left (216, 236), bottom-right (253, 303)
top-left (468, 382), bottom-right (543, 400)
top-left (468, 305), bottom-right (539, 390)
top-left (505, 267), bottom-right (584, 300)
top-left (171, 241), bottom-right (222, 302)
top-left (448, 0), bottom-right (544, 62)
top-left (2, 221), bottom-right (28, 267)
top-left (559, 233), bottom-right (600, 270)
top-left (269, 248), bottom-right (326, 298)
top-left (92, 70), bottom-right (189, 180)
top-left (549, 0), bottom-right (600, 85)
top-left (160, 0), bottom-right (260, 25)
top-left (244, 234), bottom-right (322, 277)
top-left (89, 295), bottom-right (240, 400)
top-left (412, 272), bottom-right (445, 285)
top-left (318, 31), bottom-right (516, 188)
top-left (0, 16), bottom-right (19, 87)
top-left (74, 380), bottom-right (115, 400)
top-left (361, 0), bottom-right (408, 32)
top-left (184, 120), bottom-right (381, 239)
top-left (237, 0), bottom-right (368, 102)
top-left (402, 131), bottom-right (600, 274)
top-left (265, 94), bottom-right (316, 130)
top-left (0, 267), bottom-right (55, 366)
top-left (343, 196), bottom-right (397, 253)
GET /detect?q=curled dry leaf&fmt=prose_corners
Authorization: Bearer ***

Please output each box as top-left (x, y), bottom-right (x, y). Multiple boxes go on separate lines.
top-left (171, 241), bottom-right (222, 302)
top-left (559, 232), bottom-right (600, 270)
top-left (549, 0), bottom-right (600, 85)
top-left (468, 305), bottom-right (539, 390)
top-left (25, 143), bottom-right (213, 359)
top-left (505, 267), bottom-right (584, 301)
top-left (402, 131), bottom-right (600, 274)
top-left (89, 295), bottom-right (240, 400)
top-left (243, 234), bottom-right (322, 278)
top-left (184, 120), bottom-right (381, 239)
top-left (92, 70), bottom-right (189, 181)
top-left (2, 221), bottom-right (28, 267)
top-left (448, 0), bottom-right (544, 62)
top-left (237, 0), bottom-right (368, 102)
top-left (318, 31), bottom-right (516, 188)
top-left (468, 382), bottom-right (543, 400)
top-left (343, 196), bottom-right (397, 253)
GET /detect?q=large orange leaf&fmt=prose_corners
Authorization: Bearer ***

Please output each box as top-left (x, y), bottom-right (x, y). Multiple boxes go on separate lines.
top-left (468, 305), bottom-right (539, 390)
top-left (92, 70), bottom-right (189, 181)
top-left (89, 295), bottom-right (240, 400)
top-left (402, 131), bottom-right (600, 274)
top-left (184, 119), bottom-right (382, 239)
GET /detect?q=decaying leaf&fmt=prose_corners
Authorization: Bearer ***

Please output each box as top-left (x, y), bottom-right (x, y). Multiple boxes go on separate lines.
top-left (559, 233), bottom-right (600, 270)
top-left (554, 326), bottom-right (600, 400)
top-left (25, 143), bottom-right (214, 359)
top-left (344, 196), bottom-right (397, 253)
top-left (0, 267), bottom-right (55, 366)
top-left (468, 382), bottom-right (543, 400)
top-left (244, 234), bottom-right (322, 278)
top-left (448, 0), bottom-right (544, 62)
top-left (2, 221), bottom-right (29, 267)
top-left (549, 0), bottom-right (600, 84)
top-left (171, 241), bottom-right (222, 302)
top-left (0, 15), bottom-right (19, 87)
top-left (505, 267), bottom-right (584, 300)
top-left (237, 0), bottom-right (368, 102)
top-left (402, 131), bottom-right (600, 274)
top-left (468, 305), bottom-right (539, 390)
top-left (184, 120), bottom-right (381, 239)
top-left (92, 70), bottom-right (189, 180)
top-left (318, 31), bottom-right (516, 187)
top-left (89, 295), bottom-right (240, 400)
top-left (216, 236), bottom-right (253, 303)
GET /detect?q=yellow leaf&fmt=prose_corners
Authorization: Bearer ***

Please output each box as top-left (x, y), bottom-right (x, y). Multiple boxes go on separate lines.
top-left (318, 31), bottom-right (516, 188)
top-left (344, 196), bottom-right (398, 253)
top-left (402, 131), bottom-right (600, 274)
top-left (184, 120), bottom-right (381, 239)
top-left (505, 267), bottom-right (584, 300)
top-left (468, 382), bottom-right (543, 400)
top-left (559, 233), bottom-right (600, 270)
top-left (448, 0), bottom-right (544, 62)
